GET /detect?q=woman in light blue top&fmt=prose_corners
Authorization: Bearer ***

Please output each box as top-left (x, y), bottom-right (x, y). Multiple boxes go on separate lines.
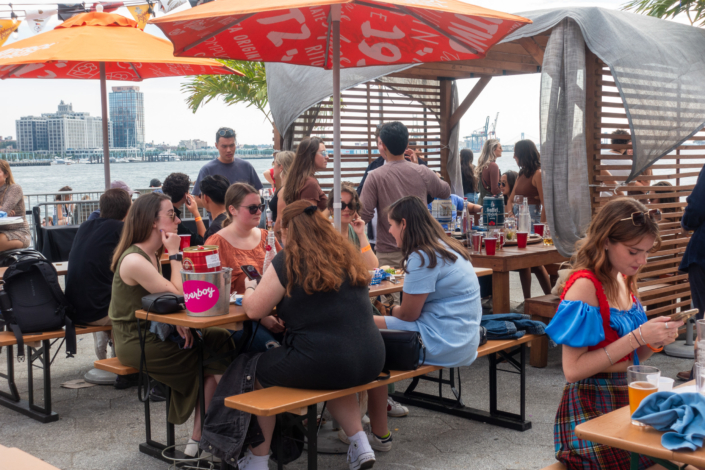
top-left (546, 198), bottom-right (681, 470)
top-left (364, 195), bottom-right (481, 452)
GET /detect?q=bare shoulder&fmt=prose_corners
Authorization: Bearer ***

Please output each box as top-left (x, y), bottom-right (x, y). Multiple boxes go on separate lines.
top-left (563, 278), bottom-right (599, 307)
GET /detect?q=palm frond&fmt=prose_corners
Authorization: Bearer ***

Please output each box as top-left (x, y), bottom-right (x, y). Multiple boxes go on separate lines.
top-left (622, 0), bottom-right (705, 25)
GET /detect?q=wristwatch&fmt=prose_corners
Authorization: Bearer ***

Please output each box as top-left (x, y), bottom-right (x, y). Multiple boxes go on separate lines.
top-left (169, 253), bottom-right (183, 262)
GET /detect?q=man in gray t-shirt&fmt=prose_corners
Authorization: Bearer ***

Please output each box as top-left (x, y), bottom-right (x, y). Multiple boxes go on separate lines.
top-left (192, 127), bottom-right (263, 204)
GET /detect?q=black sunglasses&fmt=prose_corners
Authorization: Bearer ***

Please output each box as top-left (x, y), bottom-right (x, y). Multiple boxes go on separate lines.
top-left (339, 201), bottom-right (358, 211)
top-left (620, 209), bottom-right (662, 226)
top-left (217, 128), bottom-right (236, 138)
top-left (240, 203), bottom-right (265, 215)
top-left (500, 182), bottom-right (507, 188)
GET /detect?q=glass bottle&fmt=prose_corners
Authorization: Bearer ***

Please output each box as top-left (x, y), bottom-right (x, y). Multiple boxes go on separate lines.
top-left (262, 230), bottom-right (277, 274)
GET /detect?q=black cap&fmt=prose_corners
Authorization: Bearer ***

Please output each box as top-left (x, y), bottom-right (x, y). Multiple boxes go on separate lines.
top-left (149, 178), bottom-right (161, 187)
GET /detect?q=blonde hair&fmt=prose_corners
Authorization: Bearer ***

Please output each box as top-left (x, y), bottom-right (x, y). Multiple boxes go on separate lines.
top-left (274, 151), bottom-right (295, 180)
top-left (0, 160), bottom-right (15, 186)
top-left (474, 139), bottom-right (501, 180)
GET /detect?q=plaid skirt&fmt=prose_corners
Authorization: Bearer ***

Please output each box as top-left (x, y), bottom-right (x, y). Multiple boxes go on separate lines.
top-left (554, 372), bottom-right (654, 470)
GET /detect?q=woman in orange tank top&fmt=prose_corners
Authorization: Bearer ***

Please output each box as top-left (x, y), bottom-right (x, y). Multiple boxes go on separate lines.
top-left (546, 198), bottom-right (678, 469)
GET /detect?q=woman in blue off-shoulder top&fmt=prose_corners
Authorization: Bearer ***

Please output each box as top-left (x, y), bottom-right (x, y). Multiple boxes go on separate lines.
top-left (546, 198), bottom-right (682, 470)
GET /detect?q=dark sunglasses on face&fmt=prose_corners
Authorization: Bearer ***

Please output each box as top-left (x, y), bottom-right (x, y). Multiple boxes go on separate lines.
top-left (339, 201), bottom-right (358, 211)
top-left (620, 209), bottom-right (662, 226)
top-left (241, 203), bottom-right (266, 215)
top-left (500, 182), bottom-right (507, 188)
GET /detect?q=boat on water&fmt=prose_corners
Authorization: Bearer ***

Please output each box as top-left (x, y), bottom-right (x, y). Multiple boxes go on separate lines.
top-left (157, 151), bottom-right (179, 162)
top-left (114, 158), bottom-right (129, 164)
top-left (51, 158), bottom-right (66, 165)
top-left (127, 157), bottom-right (141, 163)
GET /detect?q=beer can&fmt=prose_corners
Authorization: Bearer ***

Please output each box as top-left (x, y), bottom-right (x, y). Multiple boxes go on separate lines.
top-left (183, 245), bottom-right (221, 273)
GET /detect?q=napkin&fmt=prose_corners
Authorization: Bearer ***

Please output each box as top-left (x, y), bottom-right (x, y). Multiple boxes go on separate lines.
top-left (632, 391), bottom-right (705, 451)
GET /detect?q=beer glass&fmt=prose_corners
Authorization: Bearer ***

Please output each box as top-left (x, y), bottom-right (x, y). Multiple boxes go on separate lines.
top-left (627, 365), bottom-right (660, 425)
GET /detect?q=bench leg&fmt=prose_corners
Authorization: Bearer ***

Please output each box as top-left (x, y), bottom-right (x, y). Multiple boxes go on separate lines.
top-left (307, 404), bottom-right (318, 470)
top-left (392, 345), bottom-right (531, 432)
top-left (139, 384), bottom-right (182, 463)
top-left (529, 316), bottom-right (549, 368)
top-left (0, 340), bottom-right (20, 403)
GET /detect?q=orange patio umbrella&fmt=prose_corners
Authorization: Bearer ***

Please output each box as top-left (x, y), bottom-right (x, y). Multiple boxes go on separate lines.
top-left (151, 0), bottom-right (530, 229)
top-left (0, 12), bottom-right (240, 189)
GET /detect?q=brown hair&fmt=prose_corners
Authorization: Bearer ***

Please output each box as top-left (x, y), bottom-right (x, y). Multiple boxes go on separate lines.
top-left (388, 196), bottom-right (471, 272)
top-left (100, 188), bottom-right (132, 220)
top-left (326, 182), bottom-right (361, 213)
top-left (222, 183), bottom-right (259, 228)
top-left (564, 197), bottom-right (661, 303)
top-left (514, 139), bottom-right (541, 179)
top-left (283, 137), bottom-right (323, 204)
top-left (280, 200), bottom-right (370, 296)
top-left (56, 186), bottom-right (72, 201)
top-left (111, 192), bottom-right (171, 272)
top-left (0, 160), bottom-right (16, 186)
top-left (651, 181), bottom-right (677, 212)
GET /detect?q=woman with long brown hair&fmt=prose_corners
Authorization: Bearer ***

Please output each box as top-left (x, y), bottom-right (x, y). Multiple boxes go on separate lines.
top-left (52, 185), bottom-right (74, 226)
top-left (360, 195), bottom-right (482, 455)
top-left (460, 148), bottom-right (478, 203)
top-left (546, 198), bottom-right (681, 469)
top-left (279, 136), bottom-right (329, 212)
top-left (268, 150), bottom-right (294, 226)
top-left (109, 192), bottom-right (234, 459)
top-left (240, 200), bottom-right (384, 470)
top-left (475, 138), bottom-right (502, 204)
top-left (0, 160), bottom-right (30, 250)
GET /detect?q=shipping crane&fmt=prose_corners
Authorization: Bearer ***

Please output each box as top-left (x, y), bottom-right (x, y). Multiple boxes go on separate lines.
top-left (488, 112), bottom-right (499, 140)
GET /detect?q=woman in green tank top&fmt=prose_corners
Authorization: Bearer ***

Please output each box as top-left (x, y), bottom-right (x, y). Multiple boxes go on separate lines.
top-left (108, 192), bottom-right (233, 458)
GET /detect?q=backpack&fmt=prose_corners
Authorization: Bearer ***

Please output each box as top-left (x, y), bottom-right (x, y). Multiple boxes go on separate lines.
top-left (0, 248), bottom-right (46, 267)
top-left (0, 258), bottom-right (76, 360)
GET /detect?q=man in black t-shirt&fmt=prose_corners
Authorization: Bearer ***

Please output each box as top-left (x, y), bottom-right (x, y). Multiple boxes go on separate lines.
top-left (65, 189), bottom-right (131, 361)
top-left (200, 175), bottom-right (229, 242)
top-left (162, 172), bottom-right (205, 246)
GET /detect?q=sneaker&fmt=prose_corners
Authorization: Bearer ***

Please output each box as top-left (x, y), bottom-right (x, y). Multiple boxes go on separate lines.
top-left (387, 397), bottom-right (409, 417)
top-left (237, 448), bottom-right (269, 470)
top-left (149, 381), bottom-right (167, 402)
top-left (347, 441), bottom-right (375, 470)
top-left (184, 438), bottom-right (200, 457)
top-left (113, 373), bottom-right (139, 390)
top-left (677, 370), bottom-right (692, 381)
top-left (338, 430), bottom-right (392, 452)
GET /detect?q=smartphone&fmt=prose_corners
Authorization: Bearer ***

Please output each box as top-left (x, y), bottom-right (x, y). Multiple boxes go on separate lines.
top-left (669, 308), bottom-right (699, 323)
top-left (241, 265), bottom-right (262, 283)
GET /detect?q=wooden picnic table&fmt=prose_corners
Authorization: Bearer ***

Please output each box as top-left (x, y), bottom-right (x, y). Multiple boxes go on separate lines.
top-left (575, 381), bottom-right (704, 468)
top-left (0, 262), bottom-right (68, 277)
top-left (135, 304), bottom-right (248, 331)
top-left (469, 244), bottom-right (567, 314)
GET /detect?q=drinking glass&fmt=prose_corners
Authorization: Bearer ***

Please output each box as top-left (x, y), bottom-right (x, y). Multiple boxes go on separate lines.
top-left (472, 232), bottom-right (483, 255)
top-left (627, 365), bottom-right (660, 425)
top-left (504, 217), bottom-right (516, 242)
top-left (543, 225), bottom-right (554, 246)
top-left (696, 363), bottom-right (705, 394)
top-left (696, 320), bottom-right (705, 364)
top-left (497, 229), bottom-right (505, 251)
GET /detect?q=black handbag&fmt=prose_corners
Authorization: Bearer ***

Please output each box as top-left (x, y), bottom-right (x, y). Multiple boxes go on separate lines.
top-left (380, 329), bottom-right (425, 372)
top-left (140, 293), bottom-right (184, 315)
top-left (479, 326), bottom-right (488, 346)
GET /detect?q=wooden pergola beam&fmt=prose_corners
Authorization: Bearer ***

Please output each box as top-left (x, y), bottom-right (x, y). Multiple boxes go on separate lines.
top-left (517, 37), bottom-right (545, 66)
top-left (448, 76), bottom-right (492, 131)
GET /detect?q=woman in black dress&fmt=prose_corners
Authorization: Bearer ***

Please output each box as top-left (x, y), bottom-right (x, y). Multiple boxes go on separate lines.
top-left (241, 200), bottom-right (385, 470)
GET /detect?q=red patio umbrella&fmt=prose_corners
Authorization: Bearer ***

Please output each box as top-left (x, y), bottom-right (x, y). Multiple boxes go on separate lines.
top-left (151, 0), bottom-right (531, 228)
top-left (0, 12), bottom-right (240, 188)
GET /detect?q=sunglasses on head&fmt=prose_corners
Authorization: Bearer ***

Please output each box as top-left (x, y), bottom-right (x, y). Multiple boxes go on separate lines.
top-left (217, 128), bottom-right (236, 138)
top-left (240, 203), bottom-right (265, 215)
top-left (619, 209), bottom-right (662, 226)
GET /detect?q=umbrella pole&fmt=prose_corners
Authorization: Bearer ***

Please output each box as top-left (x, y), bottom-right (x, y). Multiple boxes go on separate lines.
top-left (332, 5), bottom-right (341, 232)
top-left (100, 63), bottom-right (111, 190)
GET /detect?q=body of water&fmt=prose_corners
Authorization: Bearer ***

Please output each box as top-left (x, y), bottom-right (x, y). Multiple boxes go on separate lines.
top-left (14, 155), bottom-right (522, 196)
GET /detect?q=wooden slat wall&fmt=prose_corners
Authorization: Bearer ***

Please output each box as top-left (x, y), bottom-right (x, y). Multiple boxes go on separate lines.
top-left (586, 48), bottom-right (698, 316)
top-left (284, 80), bottom-right (442, 190)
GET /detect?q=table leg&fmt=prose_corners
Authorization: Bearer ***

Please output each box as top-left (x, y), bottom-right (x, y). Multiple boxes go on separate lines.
top-left (492, 271), bottom-right (511, 314)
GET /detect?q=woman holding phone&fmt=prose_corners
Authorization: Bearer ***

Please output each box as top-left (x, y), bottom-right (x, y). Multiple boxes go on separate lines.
top-left (327, 183), bottom-right (378, 270)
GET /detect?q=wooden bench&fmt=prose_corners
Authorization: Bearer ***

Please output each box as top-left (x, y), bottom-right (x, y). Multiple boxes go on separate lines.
top-left (94, 357), bottom-right (138, 375)
top-left (225, 335), bottom-right (537, 470)
top-left (540, 461), bottom-right (695, 470)
top-left (0, 325), bottom-right (112, 423)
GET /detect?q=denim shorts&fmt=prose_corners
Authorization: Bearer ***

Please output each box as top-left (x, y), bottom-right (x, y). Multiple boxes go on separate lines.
top-left (512, 204), bottom-right (541, 234)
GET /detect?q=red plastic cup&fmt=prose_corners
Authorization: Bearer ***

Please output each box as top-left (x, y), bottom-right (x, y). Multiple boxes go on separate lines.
top-left (534, 223), bottom-right (545, 237)
top-left (485, 237), bottom-right (497, 255)
top-left (472, 232), bottom-right (483, 254)
top-left (179, 234), bottom-right (191, 251)
top-left (445, 230), bottom-right (453, 237)
top-left (517, 232), bottom-right (529, 248)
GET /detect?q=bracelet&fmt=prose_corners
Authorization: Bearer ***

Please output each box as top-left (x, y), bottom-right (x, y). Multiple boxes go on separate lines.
top-left (603, 347), bottom-right (614, 365)
top-left (632, 330), bottom-right (643, 346)
top-left (361, 244), bottom-right (371, 253)
top-left (638, 326), bottom-right (647, 346)
top-left (648, 344), bottom-right (664, 352)
top-left (628, 332), bottom-right (637, 350)
top-left (195, 217), bottom-right (203, 222)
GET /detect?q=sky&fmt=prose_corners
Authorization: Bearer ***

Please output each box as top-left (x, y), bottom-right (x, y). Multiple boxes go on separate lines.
top-left (0, 0), bottom-right (688, 146)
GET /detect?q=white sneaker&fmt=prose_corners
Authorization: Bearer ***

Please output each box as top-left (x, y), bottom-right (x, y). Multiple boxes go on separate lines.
top-left (338, 430), bottom-right (392, 452)
top-left (184, 438), bottom-right (199, 457)
top-left (387, 397), bottom-right (409, 417)
top-left (237, 448), bottom-right (269, 470)
top-left (347, 440), bottom-right (375, 470)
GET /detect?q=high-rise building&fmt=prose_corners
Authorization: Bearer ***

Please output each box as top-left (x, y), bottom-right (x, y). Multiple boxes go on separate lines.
top-left (15, 101), bottom-right (111, 153)
top-left (109, 86), bottom-right (145, 149)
